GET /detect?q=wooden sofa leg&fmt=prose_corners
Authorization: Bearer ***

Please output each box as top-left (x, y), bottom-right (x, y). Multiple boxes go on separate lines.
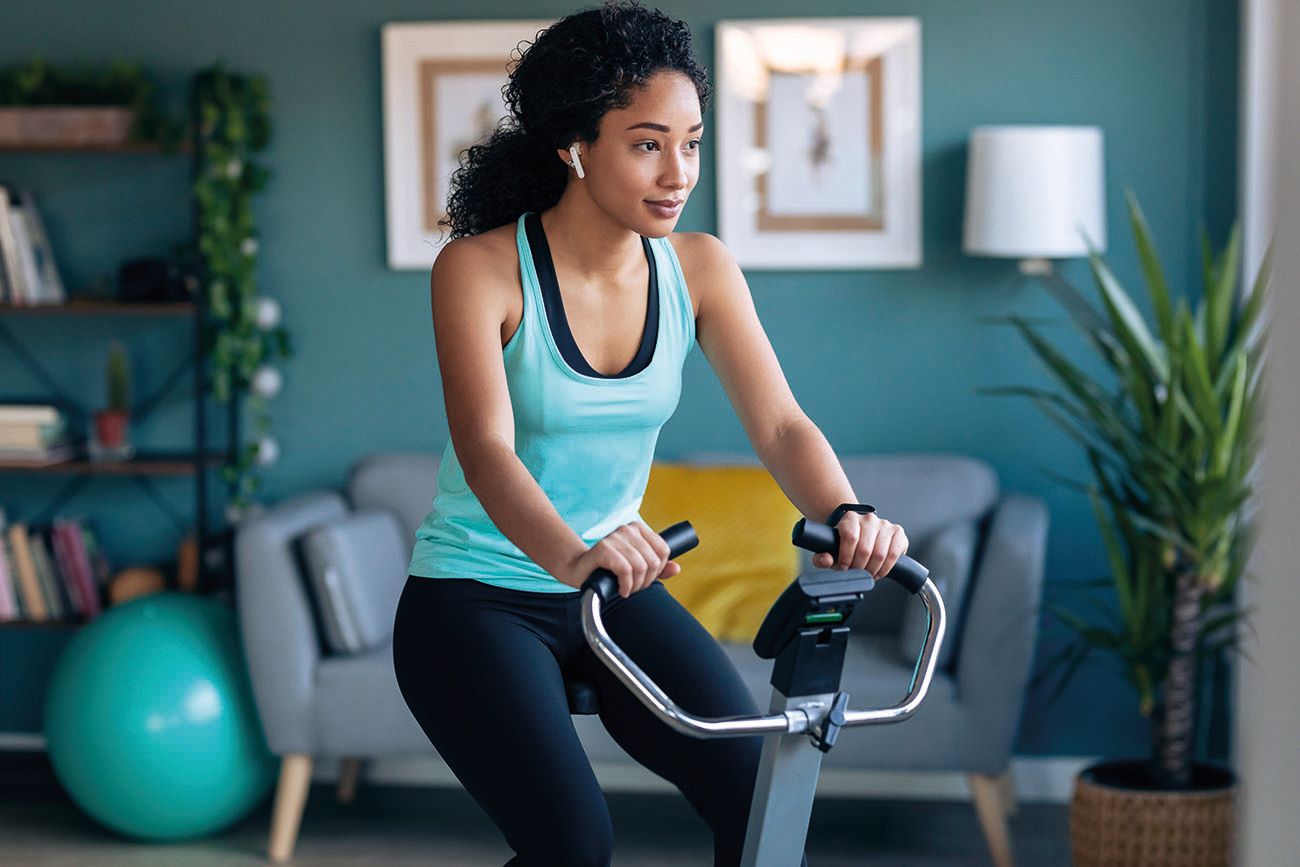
top-left (269, 754), bottom-right (313, 863)
top-left (969, 771), bottom-right (1015, 867)
top-left (998, 769), bottom-right (1019, 816)
top-left (337, 757), bottom-right (364, 804)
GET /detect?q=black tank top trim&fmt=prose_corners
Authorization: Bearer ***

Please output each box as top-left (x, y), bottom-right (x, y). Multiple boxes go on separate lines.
top-left (524, 212), bottom-right (658, 379)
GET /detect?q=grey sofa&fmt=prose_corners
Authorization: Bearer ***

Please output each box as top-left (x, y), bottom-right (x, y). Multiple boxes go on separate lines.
top-left (234, 450), bottom-right (1048, 865)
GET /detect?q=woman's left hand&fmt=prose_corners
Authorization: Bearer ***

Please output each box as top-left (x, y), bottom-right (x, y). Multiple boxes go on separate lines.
top-left (811, 510), bottom-right (909, 580)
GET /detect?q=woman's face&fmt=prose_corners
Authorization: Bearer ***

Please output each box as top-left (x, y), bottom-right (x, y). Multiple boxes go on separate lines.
top-left (563, 70), bottom-right (704, 237)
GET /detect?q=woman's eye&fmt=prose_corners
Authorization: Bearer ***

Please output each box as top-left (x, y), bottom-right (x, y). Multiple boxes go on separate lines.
top-left (636, 140), bottom-right (703, 153)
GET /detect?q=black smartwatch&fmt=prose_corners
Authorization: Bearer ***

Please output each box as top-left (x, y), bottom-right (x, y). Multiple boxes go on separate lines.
top-left (826, 503), bottom-right (876, 526)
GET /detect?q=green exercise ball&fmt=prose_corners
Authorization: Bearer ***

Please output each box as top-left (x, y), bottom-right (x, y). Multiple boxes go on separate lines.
top-left (43, 592), bottom-right (277, 841)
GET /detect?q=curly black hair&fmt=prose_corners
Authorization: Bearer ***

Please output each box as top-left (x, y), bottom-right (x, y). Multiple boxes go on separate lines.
top-left (440, 1), bottom-right (710, 240)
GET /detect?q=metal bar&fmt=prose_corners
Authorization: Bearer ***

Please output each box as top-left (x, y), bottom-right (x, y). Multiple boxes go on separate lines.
top-left (132, 355), bottom-right (191, 421)
top-left (31, 475), bottom-right (91, 525)
top-left (842, 578), bottom-right (947, 726)
top-left (129, 475), bottom-right (188, 534)
top-left (189, 74), bottom-right (210, 594)
top-left (0, 317), bottom-right (85, 424)
top-left (581, 590), bottom-right (807, 738)
top-left (741, 690), bottom-right (831, 867)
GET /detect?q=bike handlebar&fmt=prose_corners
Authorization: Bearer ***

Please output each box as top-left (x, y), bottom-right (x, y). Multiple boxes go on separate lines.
top-left (579, 520), bottom-right (947, 740)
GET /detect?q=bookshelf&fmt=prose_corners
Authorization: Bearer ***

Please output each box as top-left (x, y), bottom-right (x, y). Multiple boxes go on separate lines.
top-left (0, 138), bottom-right (239, 634)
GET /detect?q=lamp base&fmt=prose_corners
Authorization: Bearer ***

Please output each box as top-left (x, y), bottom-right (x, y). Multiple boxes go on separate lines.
top-left (1018, 257), bottom-right (1055, 276)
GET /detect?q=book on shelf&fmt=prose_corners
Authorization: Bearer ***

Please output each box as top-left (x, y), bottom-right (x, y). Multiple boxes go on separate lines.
top-left (0, 403), bottom-right (62, 425)
top-left (0, 403), bottom-right (76, 463)
top-left (0, 184), bottom-right (67, 306)
top-left (0, 507), bottom-right (107, 624)
top-left (0, 445), bottom-right (77, 466)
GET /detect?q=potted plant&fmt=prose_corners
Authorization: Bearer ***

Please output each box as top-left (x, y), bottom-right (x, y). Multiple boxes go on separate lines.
top-left (981, 190), bottom-right (1270, 866)
top-left (91, 340), bottom-right (134, 460)
top-left (0, 58), bottom-right (183, 150)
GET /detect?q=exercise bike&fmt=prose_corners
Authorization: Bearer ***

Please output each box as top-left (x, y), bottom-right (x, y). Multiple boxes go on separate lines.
top-left (569, 519), bottom-right (946, 867)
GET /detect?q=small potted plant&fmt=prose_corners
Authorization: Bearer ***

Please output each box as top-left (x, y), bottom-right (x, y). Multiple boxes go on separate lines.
top-left (91, 340), bottom-right (134, 460)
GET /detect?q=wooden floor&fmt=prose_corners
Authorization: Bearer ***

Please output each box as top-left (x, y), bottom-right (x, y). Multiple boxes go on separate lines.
top-left (0, 751), bottom-right (1071, 865)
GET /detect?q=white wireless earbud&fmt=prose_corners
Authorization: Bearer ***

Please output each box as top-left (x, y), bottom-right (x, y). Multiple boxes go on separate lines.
top-left (568, 144), bottom-right (586, 179)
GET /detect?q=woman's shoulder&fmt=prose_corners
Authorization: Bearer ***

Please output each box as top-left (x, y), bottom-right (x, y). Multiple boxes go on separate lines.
top-left (666, 231), bottom-right (733, 275)
top-left (666, 232), bottom-right (738, 318)
top-left (433, 222), bottom-right (519, 282)
top-left (441, 221), bottom-right (518, 261)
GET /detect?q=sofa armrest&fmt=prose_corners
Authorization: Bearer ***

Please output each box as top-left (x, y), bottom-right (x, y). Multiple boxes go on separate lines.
top-left (954, 493), bottom-right (1050, 764)
top-left (234, 489), bottom-right (350, 755)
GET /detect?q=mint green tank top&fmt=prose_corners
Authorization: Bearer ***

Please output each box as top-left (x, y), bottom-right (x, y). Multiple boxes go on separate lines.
top-left (406, 212), bottom-right (697, 592)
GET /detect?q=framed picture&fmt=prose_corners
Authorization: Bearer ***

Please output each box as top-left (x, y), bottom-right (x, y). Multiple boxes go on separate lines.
top-left (715, 18), bottom-right (922, 269)
top-left (382, 20), bottom-right (553, 269)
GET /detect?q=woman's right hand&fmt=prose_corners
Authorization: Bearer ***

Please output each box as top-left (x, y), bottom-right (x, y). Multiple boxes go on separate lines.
top-left (561, 521), bottom-right (682, 598)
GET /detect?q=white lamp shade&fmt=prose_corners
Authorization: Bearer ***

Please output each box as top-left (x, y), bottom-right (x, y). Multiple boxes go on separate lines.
top-left (963, 125), bottom-right (1106, 259)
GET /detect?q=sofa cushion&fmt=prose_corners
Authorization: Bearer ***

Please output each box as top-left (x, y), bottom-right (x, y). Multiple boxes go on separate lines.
top-left (896, 518), bottom-right (977, 670)
top-left (682, 451), bottom-right (998, 636)
top-left (346, 451), bottom-right (440, 545)
top-left (299, 509), bottom-right (409, 655)
top-left (638, 461), bottom-right (802, 643)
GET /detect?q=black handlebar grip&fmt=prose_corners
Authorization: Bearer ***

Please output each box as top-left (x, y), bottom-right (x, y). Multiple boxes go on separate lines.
top-left (581, 520), bottom-right (699, 602)
top-left (791, 517), bottom-right (930, 595)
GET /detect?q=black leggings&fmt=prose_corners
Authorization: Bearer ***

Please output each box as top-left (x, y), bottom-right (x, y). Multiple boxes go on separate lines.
top-left (391, 574), bottom-right (803, 867)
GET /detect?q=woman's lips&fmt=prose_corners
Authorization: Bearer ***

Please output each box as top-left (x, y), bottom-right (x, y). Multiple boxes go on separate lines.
top-left (645, 199), bottom-right (683, 218)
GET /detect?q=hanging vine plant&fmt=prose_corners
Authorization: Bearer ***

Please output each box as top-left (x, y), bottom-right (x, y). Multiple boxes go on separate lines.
top-left (191, 63), bottom-right (291, 518)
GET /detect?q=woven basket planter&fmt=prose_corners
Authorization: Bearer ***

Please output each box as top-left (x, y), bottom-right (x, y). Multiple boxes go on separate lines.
top-left (0, 107), bottom-right (135, 147)
top-left (1070, 759), bottom-right (1237, 867)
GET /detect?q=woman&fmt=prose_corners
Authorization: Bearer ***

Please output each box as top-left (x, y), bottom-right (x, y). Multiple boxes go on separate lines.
top-left (391, 3), bottom-right (909, 865)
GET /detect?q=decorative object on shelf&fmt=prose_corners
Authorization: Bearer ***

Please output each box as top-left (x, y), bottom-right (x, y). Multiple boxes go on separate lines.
top-left (42, 593), bottom-right (276, 840)
top-left (176, 533), bottom-right (199, 592)
top-left (963, 125), bottom-right (1107, 277)
top-left (715, 17), bottom-right (922, 269)
top-left (0, 57), bottom-right (185, 150)
top-left (381, 19), bottom-right (554, 268)
top-left (88, 340), bottom-right (134, 461)
top-left (191, 64), bottom-right (290, 515)
top-left (116, 255), bottom-right (196, 304)
top-left (981, 191), bottom-right (1271, 865)
top-left (106, 565), bottom-right (165, 606)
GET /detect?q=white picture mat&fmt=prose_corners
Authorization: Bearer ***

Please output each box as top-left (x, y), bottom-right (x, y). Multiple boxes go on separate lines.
top-left (766, 70), bottom-right (872, 216)
top-left (382, 20), bottom-right (553, 270)
top-left (716, 18), bottom-right (922, 270)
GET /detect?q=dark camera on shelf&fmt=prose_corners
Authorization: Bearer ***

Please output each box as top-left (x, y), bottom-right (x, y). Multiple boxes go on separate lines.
top-left (116, 257), bottom-right (197, 304)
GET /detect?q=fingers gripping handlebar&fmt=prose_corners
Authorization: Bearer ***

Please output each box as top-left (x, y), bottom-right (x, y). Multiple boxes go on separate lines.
top-left (581, 521), bottom-right (699, 603)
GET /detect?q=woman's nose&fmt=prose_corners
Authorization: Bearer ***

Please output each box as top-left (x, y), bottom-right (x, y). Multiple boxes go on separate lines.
top-left (660, 150), bottom-right (689, 188)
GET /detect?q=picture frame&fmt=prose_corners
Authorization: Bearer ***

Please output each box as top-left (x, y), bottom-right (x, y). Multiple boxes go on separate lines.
top-left (381, 20), bottom-right (553, 269)
top-left (715, 18), bottom-right (922, 269)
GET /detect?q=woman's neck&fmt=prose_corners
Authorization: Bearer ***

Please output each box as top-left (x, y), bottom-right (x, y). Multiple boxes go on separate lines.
top-left (540, 189), bottom-right (645, 285)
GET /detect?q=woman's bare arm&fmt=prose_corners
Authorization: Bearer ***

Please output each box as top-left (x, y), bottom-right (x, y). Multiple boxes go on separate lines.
top-left (430, 238), bottom-right (589, 583)
top-left (679, 232), bottom-right (858, 521)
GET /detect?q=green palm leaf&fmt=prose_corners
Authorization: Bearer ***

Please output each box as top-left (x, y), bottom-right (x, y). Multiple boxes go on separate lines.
top-left (1125, 190), bottom-right (1176, 345)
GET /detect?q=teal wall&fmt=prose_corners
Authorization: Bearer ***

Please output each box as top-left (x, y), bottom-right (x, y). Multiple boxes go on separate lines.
top-left (0, 1), bottom-right (1239, 758)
